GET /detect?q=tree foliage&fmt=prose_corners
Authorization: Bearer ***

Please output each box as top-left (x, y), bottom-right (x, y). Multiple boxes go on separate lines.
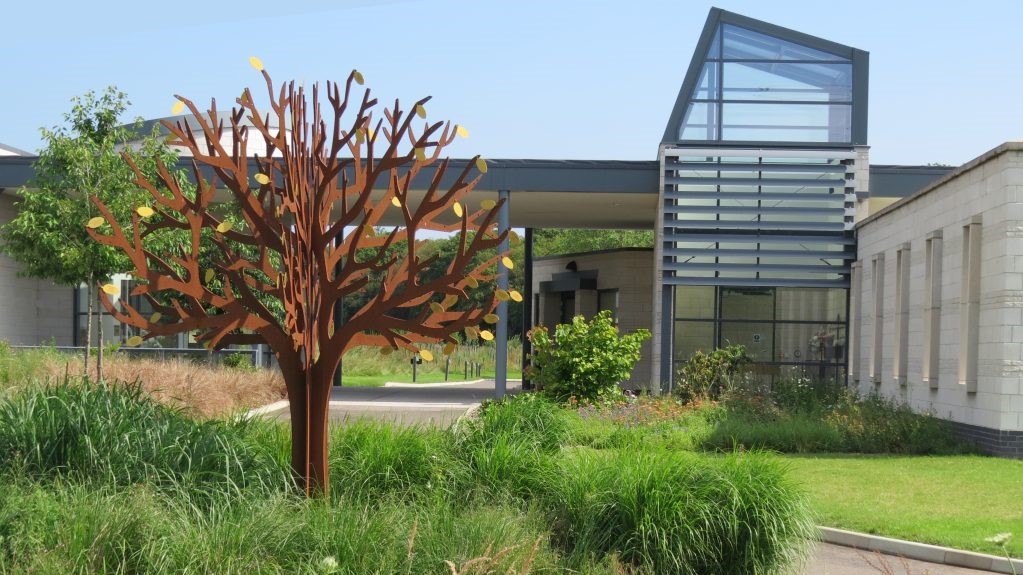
top-left (533, 228), bottom-right (652, 257)
top-left (527, 310), bottom-right (650, 402)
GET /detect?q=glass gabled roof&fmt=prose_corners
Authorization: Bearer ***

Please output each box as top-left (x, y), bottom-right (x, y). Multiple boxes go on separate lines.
top-left (662, 8), bottom-right (869, 146)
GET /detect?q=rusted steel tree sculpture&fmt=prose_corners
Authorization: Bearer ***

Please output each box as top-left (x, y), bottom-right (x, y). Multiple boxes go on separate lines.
top-left (86, 60), bottom-right (511, 496)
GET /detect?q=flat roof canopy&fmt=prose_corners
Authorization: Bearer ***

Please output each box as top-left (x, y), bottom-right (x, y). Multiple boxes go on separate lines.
top-left (0, 156), bottom-right (661, 230)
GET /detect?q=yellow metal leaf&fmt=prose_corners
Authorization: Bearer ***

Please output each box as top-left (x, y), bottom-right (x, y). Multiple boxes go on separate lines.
top-left (249, 56), bottom-right (264, 71)
top-left (479, 330), bottom-right (494, 342)
top-left (149, 312), bottom-right (162, 323)
top-left (466, 276), bottom-right (479, 289)
top-left (453, 202), bottom-right (463, 218)
top-left (125, 335), bottom-right (143, 347)
top-left (415, 104), bottom-right (427, 119)
top-left (495, 289), bottom-right (510, 302)
top-left (101, 284), bottom-right (119, 296)
top-left (442, 294), bottom-right (458, 308)
top-left (419, 349), bottom-right (434, 362)
top-left (380, 346), bottom-right (393, 356)
top-left (429, 302), bottom-right (444, 314)
top-left (509, 230), bottom-right (521, 243)
top-left (328, 323), bottom-right (335, 337)
top-left (509, 290), bottom-right (523, 303)
top-left (391, 197), bottom-right (402, 208)
top-left (414, 147), bottom-right (426, 161)
top-left (480, 199), bottom-right (497, 210)
top-left (501, 256), bottom-right (514, 270)
top-left (355, 129), bottom-right (365, 143)
top-left (136, 206), bottom-right (155, 218)
top-left (353, 70), bottom-right (364, 85)
top-left (254, 173), bottom-right (271, 185)
top-left (464, 326), bottom-right (479, 339)
top-left (216, 221), bottom-right (233, 234)
top-left (204, 269), bottom-right (215, 283)
top-left (484, 313), bottom-right (499, 324)
top-left (475, 157), bottom-right (488, 173)
top-left (367, 127), bottom-right (375, 139)
top-left (443, 342), bottom-right (456, 355)
top-left (456, 125), bottom-right (469, 138)
top-left (86, 216), bottom-right (105, 229)
top-left (171, 100), bottom-right (185, 115)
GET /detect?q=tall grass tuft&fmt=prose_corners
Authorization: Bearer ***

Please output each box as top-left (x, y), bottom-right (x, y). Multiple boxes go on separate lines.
top-left (0, 380), bottom-right (287, 496)
top-left (546, 449), bottom-right (816, 575)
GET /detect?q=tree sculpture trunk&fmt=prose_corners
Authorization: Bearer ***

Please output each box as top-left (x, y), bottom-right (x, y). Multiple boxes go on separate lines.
top-left (96, 290), bottom-right (104, 382)
top-left (285, 367), bottom-right (331, 496)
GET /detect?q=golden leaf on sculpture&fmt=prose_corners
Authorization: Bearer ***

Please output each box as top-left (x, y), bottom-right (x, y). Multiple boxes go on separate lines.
top-left (149, 312), bottom-right (162, 323)
top-left (501, 256), bottom-right (515, 269)
top-left (355, 129), bottom-right (365, 143)
top-left (475, 157), bottom-right (488, 173)
top-left (328, 323), bottom-right (335, 337)
top-left (465, 276), bottom-right (479, 289)
top-left (415, 104), bottom-right (427, 119)
top-left (443, 342), bottom-right (456, 355)
top-left (126, 335), bottom-right (143, 347)
top-left (367, 127), bottom-right (375, 139)
top-left (484, 313), bottom-right (499, 324)
top-left (509, 230), bottom-right (521, 244)
top-left (480, 199), bottom-right (496, 210)
top-left (102, 283), bottom-right (119, 296)
top-left (136, 206), bottom-right (155, 218)
top-left (456, 125), bottom-right (469, 138)
top-left (353, 70), bottom-right (365, 85)
top-left (464, 326), bottom-right (479, 339)
top-left (414, 147), bottom-right (426, 161)
top-left (380, 346), bottom-right (393, 356)
top-left (509, 290), bottom-right (523, 302)
top-left (216, 221), bottom-right (233, 234)
top-left (479, 330), bottom-right (494, 341)
top-left (86, 216), bottom-right (105, 229)
top-left (453, 202), bottom-right (463, 218)
top-left (391, 197), bottom-right (402, 208)
top-left (171, 100), bottom-right (185, 115)
top-left (429, 302), bottom-right (444, 314)
top-left (254, 173), bottom-right (271, 185)
top-left (495, 289), bottom-right (510, 302)
top-left (204, 269), bottom-right (215, 283)
top-left (249, 56), bottom-right (264, 71)
top-left (442, 294), bottom-right (458, 308)
top-left (419, 349), bottom-right (434, 362)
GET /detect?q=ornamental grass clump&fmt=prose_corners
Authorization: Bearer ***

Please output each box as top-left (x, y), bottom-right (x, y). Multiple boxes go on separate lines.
top-left (528, 311), bottom-right (650, 402)
top-left (545, 449), bottom-right (815, 575)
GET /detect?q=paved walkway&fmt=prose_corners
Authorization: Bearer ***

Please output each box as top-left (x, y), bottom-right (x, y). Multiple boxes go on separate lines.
top-left (250, 381), bottom-right (1005, 575)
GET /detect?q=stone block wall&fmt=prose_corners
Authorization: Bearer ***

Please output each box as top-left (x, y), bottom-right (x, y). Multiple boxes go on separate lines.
top-left (853, 143), bottom-right (1023, 443)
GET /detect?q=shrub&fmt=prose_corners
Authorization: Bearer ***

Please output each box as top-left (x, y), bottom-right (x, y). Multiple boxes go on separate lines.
top-left (674, 344), bottom-right (751, 403)
top-left (528, 311), bottom-right (650, 402)
top-left (546, 449), bottom-right (815, 574)
top-left (222, 351), bottom-right (255, 371)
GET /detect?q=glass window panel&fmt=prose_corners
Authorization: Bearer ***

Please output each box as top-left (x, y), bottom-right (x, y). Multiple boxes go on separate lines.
top-left (598, 289), bottom-right (619, 324)
top-left (707, 26), bottom-right (722, 58)
top-left (675, 286), bottom-right (715, 318)
top-left (775, 323), bottom-right (845, 364)
top-left (720, 287), bottom-right (774, 320)
top-left (719, 321), bottom-right (774, 362)
top-left (680, 102), bottom-right (719, 140)
top-left (775, 287), bottom-right (847, 322)
top-left (722, 62), bottom-right (852, 102)
top-left (721, 103), bottom-right (851, 143)
top-left (674, 321), bottom-right (716, 361)
top-left (693, 63), bottom-right (719, 100)
top-left (721, 24), bottom-right (848, 62)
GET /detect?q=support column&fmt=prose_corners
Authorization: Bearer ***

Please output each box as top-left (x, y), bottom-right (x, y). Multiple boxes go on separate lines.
top-left (521, 227), bottom-right (533, 390)
top-left (495, 189), bottom-right (510, 399)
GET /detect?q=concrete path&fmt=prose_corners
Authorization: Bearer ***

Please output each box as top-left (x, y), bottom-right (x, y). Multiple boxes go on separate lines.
top-left (801, 543), bottom-right (997, 575)
top-left (249, 381), bottom-right (1006, 575)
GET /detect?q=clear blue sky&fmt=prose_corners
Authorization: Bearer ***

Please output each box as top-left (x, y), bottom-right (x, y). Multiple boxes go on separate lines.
top-left (3, 0), bottom-right (1020, 166)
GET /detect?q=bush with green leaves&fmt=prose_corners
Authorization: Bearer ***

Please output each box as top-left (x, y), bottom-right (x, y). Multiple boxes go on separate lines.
top-left (527, 311), bottom-right (650, 402)
top-left (674, 344), bottom-right (751, 403)
top-left (222, 352), bottom-right (256, 371)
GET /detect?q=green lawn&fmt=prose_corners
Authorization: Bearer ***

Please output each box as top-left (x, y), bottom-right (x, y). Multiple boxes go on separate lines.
top-left (340, 370), bottom-right (522, 387)
top-left (782, 454), bottom-right (1023, 557)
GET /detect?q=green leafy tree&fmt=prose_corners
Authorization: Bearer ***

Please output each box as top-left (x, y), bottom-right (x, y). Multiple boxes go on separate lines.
top-left (533, 228), bottom-right (652, 257)
top-left (527, 310), bottom-right (650, 402)
top-left (0, 87), bottom-right (177, 379)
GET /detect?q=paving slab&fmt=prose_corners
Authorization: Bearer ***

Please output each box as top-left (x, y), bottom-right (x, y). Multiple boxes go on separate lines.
top-left (800, 542), bottom-right (1000, 575)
